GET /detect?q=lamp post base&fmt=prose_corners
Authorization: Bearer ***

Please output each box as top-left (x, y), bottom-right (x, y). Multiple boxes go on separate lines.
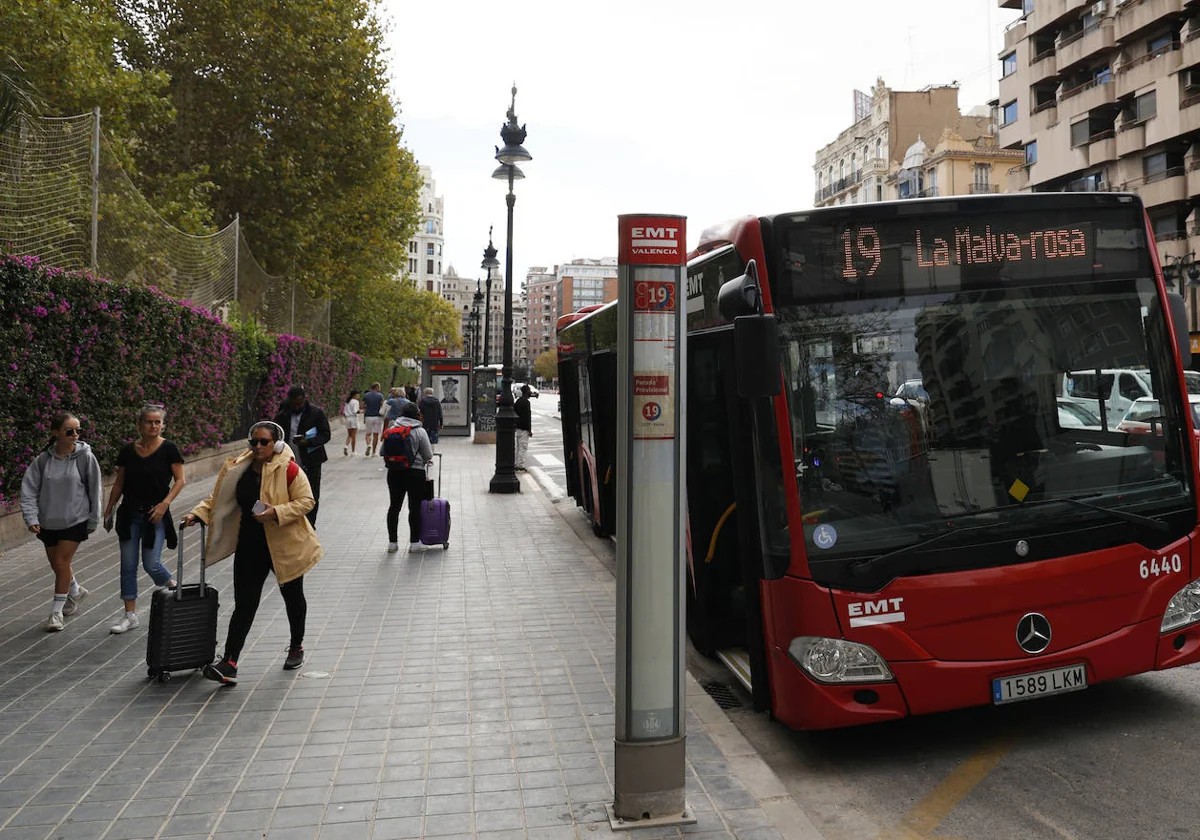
top-left (489, 472), bottom-right (521, 494)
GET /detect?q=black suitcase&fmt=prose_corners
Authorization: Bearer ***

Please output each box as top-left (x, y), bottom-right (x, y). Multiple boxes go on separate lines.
top-left (146, 521), bottom-right (219, 683)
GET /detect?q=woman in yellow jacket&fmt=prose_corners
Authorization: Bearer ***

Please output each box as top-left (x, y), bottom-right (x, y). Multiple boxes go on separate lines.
top-left (181, 421), bottom-right (322, 685)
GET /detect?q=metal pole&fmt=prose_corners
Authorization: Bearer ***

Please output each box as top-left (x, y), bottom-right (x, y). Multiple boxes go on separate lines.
top-left (90, 107), bottom-right (100, 273)
top-left (490, 177), bottom-right (520, 493)
top-left (232, 214), bottom-right (240, 312)
top-left (611, 214), bottom-right (691, 828)
top-left (484, 266), bottom-right (494, 366)
top-left (290, 280), bottom-right (296, 335)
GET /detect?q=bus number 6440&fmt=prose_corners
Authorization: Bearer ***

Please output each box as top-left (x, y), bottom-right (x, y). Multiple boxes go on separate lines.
top-left (1140, 554), bottom-right (1182, 579)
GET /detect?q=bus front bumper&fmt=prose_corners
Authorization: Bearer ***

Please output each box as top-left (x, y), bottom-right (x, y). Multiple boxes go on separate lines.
top-left (770, 617), bottom-right (1200, 730)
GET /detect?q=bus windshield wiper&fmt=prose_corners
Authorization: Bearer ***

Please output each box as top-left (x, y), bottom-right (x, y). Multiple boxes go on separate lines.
top-left (850, 495), bottom-right (1168, 580)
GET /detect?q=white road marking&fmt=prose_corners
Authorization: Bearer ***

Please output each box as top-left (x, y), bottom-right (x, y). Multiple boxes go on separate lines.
top-left (533, 453), bottom-right (563, 468)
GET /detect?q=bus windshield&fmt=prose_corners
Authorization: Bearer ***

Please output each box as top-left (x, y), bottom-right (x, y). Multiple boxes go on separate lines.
top-left (765, 197), bottom-right (1195, 588)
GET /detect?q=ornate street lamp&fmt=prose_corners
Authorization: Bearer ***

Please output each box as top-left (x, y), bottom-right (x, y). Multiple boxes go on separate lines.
top-left (471, 280), bottom-right (484, 365)
top-left (482, 229), bottom-right (500, 365)
top-left (489, 83), bottom-right (530, 494)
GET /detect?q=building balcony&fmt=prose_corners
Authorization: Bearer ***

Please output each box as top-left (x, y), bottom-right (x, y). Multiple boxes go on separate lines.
top-left (1004, 17), bottom-right (1027, 51)
top-left (1115, 0), bottom-right (1184, 43)
top-left (1030, 0), bottom-right (1090, 36)
top-left (1183, 27), bottom-right (1200, 67)
top-left (1128, 168), bottom-right (1188, 207)
top-left (1117, 43), bottom-right (1182, 98)
top-left (1088, 131), bottom-right (1118, 165)
top-left (1117, 121), bottom-right (1147, 155)
top-left (1059, 77), bottom-right (1117, 120)
top-left (1181, 94), bottom-right (1200, 133)
top-left (1008, 163), bottom-right (1032, 191)
top-left (970, 184), bottom-right (1002, 194)
top-left (1030, 51), bottom-right (1060, 85)
top-left (1156, 231), bottom-right (1191, 263)
top-left (1031, 101), bottom-right (1060, 133)
top-left (1057, 20), bottom-right (1117, 71)
top-left (1187, 160), bottom-right (1200, 196)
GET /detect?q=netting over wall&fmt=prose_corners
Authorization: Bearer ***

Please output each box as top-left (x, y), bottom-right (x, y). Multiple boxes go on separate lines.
top-left (0, 112), bottom-right (329, 343)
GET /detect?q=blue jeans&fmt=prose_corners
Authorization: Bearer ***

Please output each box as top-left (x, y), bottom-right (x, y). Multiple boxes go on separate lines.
top-left (119, 511), bottom-right (172, 601)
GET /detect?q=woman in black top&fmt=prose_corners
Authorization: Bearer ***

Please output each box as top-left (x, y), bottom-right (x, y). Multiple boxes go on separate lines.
top-left (102, 404), bottom-right (186, 634)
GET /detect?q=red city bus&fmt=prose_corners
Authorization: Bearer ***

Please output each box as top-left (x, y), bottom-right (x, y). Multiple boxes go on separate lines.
top-left (558, 192), bottom-right (1200, 729)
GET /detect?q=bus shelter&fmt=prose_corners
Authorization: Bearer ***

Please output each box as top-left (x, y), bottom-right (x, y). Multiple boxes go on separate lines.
top-left (421, 356), bottom-right (472, 437)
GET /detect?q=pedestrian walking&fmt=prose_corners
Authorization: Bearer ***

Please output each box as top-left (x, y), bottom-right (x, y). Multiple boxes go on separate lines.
top-left (515, 384), bottom-right (533, 471)
top-left (342, 390), bottom-right (361, 456)
top-left (273, 386), bottom-right (330, 527)
top-left (181, 421), bottom-right (322, 685)
top-left (380, 402), bottom-right (433, 553)
top-left (383, 387), bottom-right (409, 431)
top-left (362, 382), bottom-right (385, 456)
top-left (20, 412), bottom-right (102, 632)
top-left (101, 404), bottom-right (186, 635)
top-left (418, 387), bottom-right (443, 445)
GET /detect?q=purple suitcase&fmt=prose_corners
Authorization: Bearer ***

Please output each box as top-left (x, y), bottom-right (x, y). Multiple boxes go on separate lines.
top-left (420, 453), bottom-right (450, 549)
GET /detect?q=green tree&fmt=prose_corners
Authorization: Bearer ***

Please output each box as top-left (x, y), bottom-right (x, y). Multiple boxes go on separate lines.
top-left (533, 349), bottom-right (558, 383)
top-left (121, 0), bottom-right (421, 304)
top-left (332, 276), bottom-right (462, 362)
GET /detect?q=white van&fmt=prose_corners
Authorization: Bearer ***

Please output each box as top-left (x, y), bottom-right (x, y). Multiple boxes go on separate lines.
top-left (1061, 368), bottom-right (1200, 422)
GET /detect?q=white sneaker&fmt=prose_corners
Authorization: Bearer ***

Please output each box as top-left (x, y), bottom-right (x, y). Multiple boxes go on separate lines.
top-left (45, 612), bottom-right (64, 632)
top-left (387, 542), bottom-right (399, 553)
top-left (62, 586), bottom-right (88, 616)
top-left (110, 613), bottom-right (139, 634)
top-left (409, 542), bottom-right (426, 552)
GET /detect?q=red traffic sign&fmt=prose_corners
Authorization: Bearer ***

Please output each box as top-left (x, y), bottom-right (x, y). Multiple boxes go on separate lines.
top-left (428, 348), bottom-right (448, 358)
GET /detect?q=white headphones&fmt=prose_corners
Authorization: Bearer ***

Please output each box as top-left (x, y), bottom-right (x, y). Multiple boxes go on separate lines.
top-left (248, 421), bottom-right (288, 454)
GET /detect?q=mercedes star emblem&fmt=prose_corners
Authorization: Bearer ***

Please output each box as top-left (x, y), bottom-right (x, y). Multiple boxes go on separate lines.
top-left (1016, 612), bottom-right (1052, 654)
top-left (1015, 539), bottom-right (1030, 557)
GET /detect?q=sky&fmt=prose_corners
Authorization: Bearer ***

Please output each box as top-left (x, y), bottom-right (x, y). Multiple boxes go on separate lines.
top-left (380, 0), bottom-right (1021, 290)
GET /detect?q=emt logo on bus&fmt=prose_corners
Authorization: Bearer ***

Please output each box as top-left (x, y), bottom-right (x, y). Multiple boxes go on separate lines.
top-left (847, 597), bottom-right (906, 628)
top-left (619, 215), bottom-right (687, 265)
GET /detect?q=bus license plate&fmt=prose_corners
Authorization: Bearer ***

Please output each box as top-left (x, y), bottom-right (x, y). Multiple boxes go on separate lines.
top-left (992, 664), bottom-right (1087, 705)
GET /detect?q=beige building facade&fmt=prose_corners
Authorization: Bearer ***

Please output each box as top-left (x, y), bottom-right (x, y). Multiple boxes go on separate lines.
top-left (815, 80), bottom-right (1022, 205)
top-left (997, 0), bottom-right (1200, 306)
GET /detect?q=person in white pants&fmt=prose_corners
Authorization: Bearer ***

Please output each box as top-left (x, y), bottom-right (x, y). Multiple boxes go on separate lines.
top-left (514, 384), bottom-right (532, 471)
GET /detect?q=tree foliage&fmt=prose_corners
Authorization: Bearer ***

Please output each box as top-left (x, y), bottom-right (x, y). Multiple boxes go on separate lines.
top-left (533, 350), bottom-right (558, 383)
top-left (332, 276), bottom-right (463, 362)
top-left (119, 0), bottom-right (421, 301)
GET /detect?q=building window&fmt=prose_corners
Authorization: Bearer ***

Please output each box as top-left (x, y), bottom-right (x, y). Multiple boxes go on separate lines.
top-left (1134, 90), bottom-right (1157, 123)
top-left (436, 262), bottom-right (440, 274)
top-left (426, 220), bottom-right (435, 234)
top-left (1022, 0), bottom-right (1034, 14)
top-left (408, 241), bottom-right (416, 254)
top-left (974, 163), bottom-right (991, 188)
top-left (427, 259), bottom-right (434, 274)
top-left (1002, 53), bottom-right (1017, 77)
top-left (1070, 119), bottom-right (1091, 147)
top-left (1148, 33), bottom-right (1173, 56)
top-left (427, 243), bottom-right (435, 255)
top-left (876, 184), bottom-right (883, 201)
top-left (1144, 151), bottom-right (1167, 178)
top-left (437, 245), bottom-right (442, 255)
top-left (1002, 100), bottom-right (1019, 125)
top-left (876, 138), bottom-right (883, 160)
top-left (1025, 141), bottom-right (1038, 165)
top-left (409, 258), bottom-right (417, 273)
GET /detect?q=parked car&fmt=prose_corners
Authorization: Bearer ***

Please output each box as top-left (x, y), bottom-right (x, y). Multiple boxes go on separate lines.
top-left (1057, 398), bottom-right (1103, 430)
top-left (1115, 395), bottom-right (1200, 436)
top-left (513, 383), bottom-right (539, 399)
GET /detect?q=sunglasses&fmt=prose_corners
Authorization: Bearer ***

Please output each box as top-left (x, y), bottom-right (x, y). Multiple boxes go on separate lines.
top-left (62, 429), bottom-right (80, 437)
top-left (249, 438), bottom-right (274, 447)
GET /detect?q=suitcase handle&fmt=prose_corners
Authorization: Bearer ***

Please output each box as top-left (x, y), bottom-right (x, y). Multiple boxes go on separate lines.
top-left (176, 521), bottom-right (207, 600)
top-left (428, 452), bottom-right (442, 498)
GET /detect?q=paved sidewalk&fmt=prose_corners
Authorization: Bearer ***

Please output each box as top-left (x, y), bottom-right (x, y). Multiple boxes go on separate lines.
top-left (0, 432), bottom-right (821, 840)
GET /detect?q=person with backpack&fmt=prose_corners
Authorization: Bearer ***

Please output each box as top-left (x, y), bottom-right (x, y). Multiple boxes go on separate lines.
top-left (101, 404), bottom-right (186, 635)
top-left (20, 412), bottom-right (102, 632)
top-left (181, 420), bottom-right (321, 685)
top-left (379, 402), bottom-right (433, 553)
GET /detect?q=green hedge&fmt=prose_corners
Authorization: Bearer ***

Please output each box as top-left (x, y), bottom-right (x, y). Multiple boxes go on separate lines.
top-left (0, 254), bottom-right (369, 505)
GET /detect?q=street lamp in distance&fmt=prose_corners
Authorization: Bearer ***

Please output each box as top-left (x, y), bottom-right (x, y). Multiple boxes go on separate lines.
top-left (481, 229), bottom-right (500, 366)
top-left (471, 280), bottom-right (484, 366)
top-left (489, 83), bottom-right (530, 495)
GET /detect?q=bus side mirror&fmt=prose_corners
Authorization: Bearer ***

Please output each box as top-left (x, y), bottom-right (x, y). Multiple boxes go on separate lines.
top-left (1167, 292), bottom-right (1191, 368)
top-left (719, 259), bottom-right (763, 321)
top-left (735, 314), bottom-right (782, 398)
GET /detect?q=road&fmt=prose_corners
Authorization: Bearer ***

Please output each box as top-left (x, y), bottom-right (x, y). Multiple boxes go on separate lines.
top-left (535, 392), bottom-right (1200, 840)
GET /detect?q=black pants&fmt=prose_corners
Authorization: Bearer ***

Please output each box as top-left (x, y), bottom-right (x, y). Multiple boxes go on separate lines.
top-left (302, 462), bottom-right (321, 526)
top-left (387, 467), bottom-right (425, 543)
top-left (224, 547), bottom-right (306, 663)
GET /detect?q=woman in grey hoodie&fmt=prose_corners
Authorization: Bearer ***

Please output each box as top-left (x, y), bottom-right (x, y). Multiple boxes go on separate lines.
top-left (20, 412), bottom-right (103, 632)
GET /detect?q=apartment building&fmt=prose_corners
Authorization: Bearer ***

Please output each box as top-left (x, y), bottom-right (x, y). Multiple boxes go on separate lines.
top-left (997, 0), bottom-right (1200, 299)
top-left (557, 258), bottom-right (618, 316)
top-left (523, 266), bottom-right (558, 362)
top-left (405, 165), bottom-right (445, 293)
top-left (813, 80), bottom-right (1014, 206)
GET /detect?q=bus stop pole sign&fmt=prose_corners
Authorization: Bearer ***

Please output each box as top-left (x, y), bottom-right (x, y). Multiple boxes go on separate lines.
top-left (611, 214), bottom-right (693, 827)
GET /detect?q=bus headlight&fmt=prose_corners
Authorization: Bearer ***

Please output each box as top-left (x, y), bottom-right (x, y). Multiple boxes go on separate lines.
top-left (1161, 579), bottom-right (1200, 633)
top-left (788, 637), bottom-right (894, 684)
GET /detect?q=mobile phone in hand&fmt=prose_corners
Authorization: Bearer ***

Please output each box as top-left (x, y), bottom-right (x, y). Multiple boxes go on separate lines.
top-left (252, 500), bottom-right (267, 515)
top-left (103, 514), bottom-right (114, 532)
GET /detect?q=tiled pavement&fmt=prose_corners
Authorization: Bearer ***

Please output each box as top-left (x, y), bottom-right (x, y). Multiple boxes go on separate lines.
top-left (0, 430), bottom-right (822, 839)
